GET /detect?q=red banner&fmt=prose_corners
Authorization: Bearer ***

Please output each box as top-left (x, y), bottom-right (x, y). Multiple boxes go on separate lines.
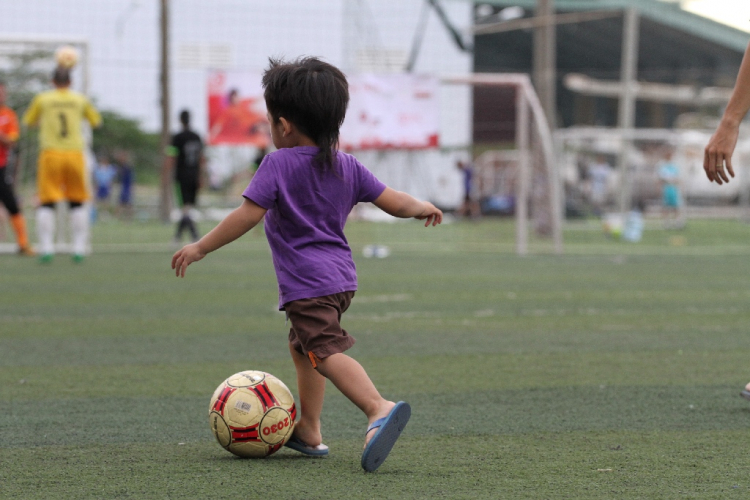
top-left (207, 70), bottom-right (270, 146)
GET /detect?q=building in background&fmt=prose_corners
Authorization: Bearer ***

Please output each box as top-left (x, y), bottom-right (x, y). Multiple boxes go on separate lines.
top-left (473, 0), bottom-right (750, 141)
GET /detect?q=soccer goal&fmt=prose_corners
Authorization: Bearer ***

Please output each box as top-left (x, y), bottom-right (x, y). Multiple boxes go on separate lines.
top-left (443, 73), bottom-right (563, 255)
top-left (351, 73), bottom-right (563, 256)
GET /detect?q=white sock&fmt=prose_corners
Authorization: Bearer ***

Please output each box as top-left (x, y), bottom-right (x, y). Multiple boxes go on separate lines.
top-left (70, 206), bottom-right (90, 256)
top-left (36, 207), bottom-right (56, 255)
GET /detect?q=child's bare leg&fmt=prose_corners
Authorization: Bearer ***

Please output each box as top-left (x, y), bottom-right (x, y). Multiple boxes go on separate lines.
top-left (289, 343), bottom-right (326, 446)
top-left (315, 353), bottom-right (395, 447)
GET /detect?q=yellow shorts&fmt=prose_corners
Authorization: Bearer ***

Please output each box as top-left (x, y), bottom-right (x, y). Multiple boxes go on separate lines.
top-left (37, 149), bottom-right (90, 204)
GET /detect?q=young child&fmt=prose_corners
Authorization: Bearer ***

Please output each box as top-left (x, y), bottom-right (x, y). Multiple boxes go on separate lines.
top-left (171, 57), bottom-right (443, 472)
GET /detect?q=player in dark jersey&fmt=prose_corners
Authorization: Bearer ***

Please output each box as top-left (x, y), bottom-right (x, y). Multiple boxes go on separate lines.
top-left (165, 109), bottom-right (204, 243)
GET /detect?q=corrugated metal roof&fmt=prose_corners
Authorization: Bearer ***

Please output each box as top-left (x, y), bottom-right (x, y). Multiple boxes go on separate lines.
top-left (472, 0), bottom-right (750, 52)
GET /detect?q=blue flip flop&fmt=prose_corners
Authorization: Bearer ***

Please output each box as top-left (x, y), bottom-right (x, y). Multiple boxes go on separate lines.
top-left (361, 401), bottom-right (411, 472)
top-left (285, 435), bottom-right (329, 456)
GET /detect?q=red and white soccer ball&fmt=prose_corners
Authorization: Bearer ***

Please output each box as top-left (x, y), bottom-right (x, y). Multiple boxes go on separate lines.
top-left (55, 45), bottom-right (79, 69)
top-left (208, 370), bottom-right (296, 458)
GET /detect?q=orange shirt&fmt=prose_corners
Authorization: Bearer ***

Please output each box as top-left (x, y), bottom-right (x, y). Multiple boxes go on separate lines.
top-left (0, 105), bottom-right (19, 166)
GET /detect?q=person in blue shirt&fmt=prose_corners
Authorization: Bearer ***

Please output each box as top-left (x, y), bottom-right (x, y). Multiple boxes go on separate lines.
top-left (113, 149), bottom-right (134, 220)
top-left (92, 155), bottom-right (117, 222)
top-left (657, 148), bottom-right (682, 229)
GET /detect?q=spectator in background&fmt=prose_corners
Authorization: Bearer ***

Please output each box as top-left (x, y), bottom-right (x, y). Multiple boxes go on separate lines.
top-left (657, 148), bottom-right (682, 228)
top-left (113, 149), bottom-right (134, 220)
top-left (587, 154), bottom-right (611, 217)
top-left (92, 154), bottom-right (116, 222)
top-left (456, 159), bottom-right (480, 218)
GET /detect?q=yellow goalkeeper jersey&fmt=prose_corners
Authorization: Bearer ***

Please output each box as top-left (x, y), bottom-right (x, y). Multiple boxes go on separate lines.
top-left (23, 88), bottom-right (101, 151)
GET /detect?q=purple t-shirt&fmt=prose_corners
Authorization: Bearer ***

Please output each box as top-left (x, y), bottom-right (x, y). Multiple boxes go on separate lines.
top-left (243, 146), bottom-right (386, 309)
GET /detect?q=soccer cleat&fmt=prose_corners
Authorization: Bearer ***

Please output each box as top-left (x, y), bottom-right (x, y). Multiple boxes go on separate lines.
top-left (72, 254), bottom-right (85, 264)
top-left (38, 254), bottom-right (54, 264)
top-left (18, 246), bottom-right (36, 256)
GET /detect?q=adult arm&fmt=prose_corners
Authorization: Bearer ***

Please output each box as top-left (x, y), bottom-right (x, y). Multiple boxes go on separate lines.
top-left (22, 96), bottom-right (41, 128)
top-left (84, 100), bottom-right (102, 128)
top-left (704, 42), bottom-right (750, 184)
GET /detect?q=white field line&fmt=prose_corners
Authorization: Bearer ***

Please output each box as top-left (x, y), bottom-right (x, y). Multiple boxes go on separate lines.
top-left (2, 240), bottom-right (750, 256)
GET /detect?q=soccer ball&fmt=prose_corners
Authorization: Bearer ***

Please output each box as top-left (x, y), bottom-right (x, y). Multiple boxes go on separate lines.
top-left (55, 45), bottom-right (79, 69)
top-left (208, 370), bottom-right (296, 458)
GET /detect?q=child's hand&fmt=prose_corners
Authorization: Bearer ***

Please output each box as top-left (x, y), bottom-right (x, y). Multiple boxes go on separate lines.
top-left (172, 242), bottom-right (206, 277)
top-left (416, 202), bottom-right (443, 227)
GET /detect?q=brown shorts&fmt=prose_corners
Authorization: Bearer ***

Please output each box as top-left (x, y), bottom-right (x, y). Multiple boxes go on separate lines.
top-left (286, 291), bottom-right (356, 367)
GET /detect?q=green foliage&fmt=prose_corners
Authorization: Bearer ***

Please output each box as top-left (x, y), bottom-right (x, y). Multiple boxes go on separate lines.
top-left (0, 49), bottom-right (51, 112)
top-left (93, 110), bottom-right (161, 184)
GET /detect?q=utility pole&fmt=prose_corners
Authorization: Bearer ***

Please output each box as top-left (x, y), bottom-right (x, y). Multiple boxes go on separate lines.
top-left (533, 0), bottom-right (556, 128)
top-left (159, 0), bottom-right (172, 223)
top-left (617, 8), bottom-right (639, 214)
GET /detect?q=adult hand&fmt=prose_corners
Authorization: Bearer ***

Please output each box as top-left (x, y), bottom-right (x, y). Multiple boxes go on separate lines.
top-left (704, 121), bottom-right (738, 185)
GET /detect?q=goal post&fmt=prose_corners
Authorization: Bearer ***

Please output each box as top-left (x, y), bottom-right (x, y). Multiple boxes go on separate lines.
top-left (442, 73), bottom-right (563, 255)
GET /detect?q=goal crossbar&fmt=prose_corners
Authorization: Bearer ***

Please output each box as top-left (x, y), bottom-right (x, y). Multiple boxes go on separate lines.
top-left (442, 73), bottom-right (563, 255)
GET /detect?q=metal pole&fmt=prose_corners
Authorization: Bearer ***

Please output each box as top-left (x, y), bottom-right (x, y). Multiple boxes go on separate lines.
top-left (533, 0), bottom-right (556, 127)
top-left (159, 0), bottom-right (172, 223)
top-left (617, 8), bottom-right (639, 214)
top-left (405, 0), bottom-right (431, 72)
top-left (516, 87), bottom-right (530, 256)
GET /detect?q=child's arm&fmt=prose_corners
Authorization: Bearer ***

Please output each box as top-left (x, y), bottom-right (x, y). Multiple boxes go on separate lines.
top-left (372, 187), bottom-right (443, 227)
top-left (704, 41), bottom-right (750, 184)
top-left (172, 198), bottom-right (267, 277)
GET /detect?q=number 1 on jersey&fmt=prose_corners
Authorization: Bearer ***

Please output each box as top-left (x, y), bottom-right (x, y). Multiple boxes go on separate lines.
top-left (58, 112), bottom-right (68, 138)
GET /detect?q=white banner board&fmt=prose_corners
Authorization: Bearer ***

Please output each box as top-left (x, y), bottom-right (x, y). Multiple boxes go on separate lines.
top-left (340, 74), bottom-right (439, 150)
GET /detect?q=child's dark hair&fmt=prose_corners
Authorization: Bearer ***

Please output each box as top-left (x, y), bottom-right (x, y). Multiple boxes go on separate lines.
top-left (262, 57), bottom-right (349, 170)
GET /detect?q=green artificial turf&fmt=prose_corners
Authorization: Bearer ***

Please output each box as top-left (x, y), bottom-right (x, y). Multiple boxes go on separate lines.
top-left (2, 217), bottom-right (750, 499)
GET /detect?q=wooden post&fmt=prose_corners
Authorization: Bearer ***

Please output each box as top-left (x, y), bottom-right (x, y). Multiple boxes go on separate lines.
top-left (533, 0), bottom-right (556, 128)
top-left (617, 8), bottom-right (639, 215)
top-left (159, 0), bottom-right (172, 223)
